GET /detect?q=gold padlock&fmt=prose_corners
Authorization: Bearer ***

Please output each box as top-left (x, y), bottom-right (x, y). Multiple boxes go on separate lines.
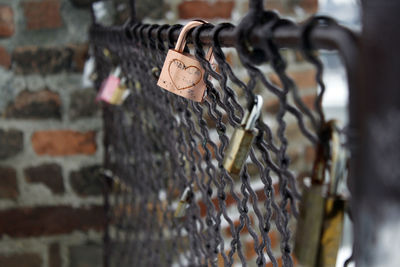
top-left (157, 21), bottom-right (214, 102)
top-left (294, 120), bottom-right (348, 267)
top-left (109, 77), bottom-right (130, 105)
top-left (223, 95), bottom-right (263, 175)
top-left (317, 121), bottom-right (348, 267)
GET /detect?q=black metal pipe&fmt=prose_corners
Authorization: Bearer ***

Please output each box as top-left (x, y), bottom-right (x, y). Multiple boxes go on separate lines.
top-left (91, 22), bottom-right (359, 73)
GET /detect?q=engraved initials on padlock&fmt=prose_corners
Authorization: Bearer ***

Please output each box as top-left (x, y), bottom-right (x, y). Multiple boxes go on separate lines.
top-left (294, 120), bottom-right (347, 267)
top-left (157, 21), bottom-right (214, 102)
top-left (223, 95), bottom-right (263, 175)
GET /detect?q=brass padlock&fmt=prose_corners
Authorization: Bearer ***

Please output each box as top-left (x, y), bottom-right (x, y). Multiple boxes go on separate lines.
top-left (317, 121), bottom-right (347, 267)
top-left (223, 95), bottom-right (263, 175)
top-left (174, 186), bottom-right (193, 218)
top-left (109, 77), bottom-right (130, 105)
top-left (157, 21), bottom-right (214, 102)
top-left (294, 120), bottom-right (348, 267)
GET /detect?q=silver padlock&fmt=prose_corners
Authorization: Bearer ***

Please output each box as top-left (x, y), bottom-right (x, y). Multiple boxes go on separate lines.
top-left (223, 95), bottom-right (263, 175)
top-left (174, 187), bottom-right (193, 218)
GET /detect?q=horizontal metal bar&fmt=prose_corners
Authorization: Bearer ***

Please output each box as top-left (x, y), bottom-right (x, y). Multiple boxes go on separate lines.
top-left (91, 21), bottom-right (358, 68)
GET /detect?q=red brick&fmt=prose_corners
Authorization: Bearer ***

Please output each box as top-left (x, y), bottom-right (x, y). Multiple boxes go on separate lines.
top-left (24, 163), bottom-right (64, 194)
top-left (0, 46), bottom-right (11, 68)
top-left (224, 216), bottom-right (254, 236)
top-left (178, 1), bottom-right (234, 19)
top-left (264, 98), bottom-right (280, 114)
top-left (266, 257), bottom-right (283, 267)
top-left (0, 253), bottom-right (42, 267)
top-left (266, 255), bottom-right (298, 267)
top-left (6, 89), bottom-right (61, 119)
top-left (0, 5), bottom-right (14, 37)
top-left (197, 142), bottom-right (217, 160)
top-left (0, 166), bottom-right (19, 199)
top-left (244, 239), bottom-right (257, 260)
top-left (305, 145), bottom-right (315, 164)
top-left (0, 205), bottom-right (104, 237)
top-left (244, 234), bottom-right (280, 260)
top-left (268, 68), bottom-right (317, 90)
top-left (299, 0), bottom-right (318, 13)
top-left (49, 243), bottom-right (61, 267)
top-left (23, 0), bottom-right (63, 30)
top-left (31, 130), bottom-right (97, 156)
top-left (12, 45), bottom-right (75, 74)
top-left (265, 0), bottom-right (290, 15)
top-left (70, 165), bottom-right (103, 197)
top-left (69, 43), bottom-right (89, 72)
top-left (300, 93), bottom-right (317, 110)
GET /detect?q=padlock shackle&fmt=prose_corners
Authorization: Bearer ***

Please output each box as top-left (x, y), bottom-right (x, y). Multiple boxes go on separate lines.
top-left (327, 120), bottom-right (347, 196)
top-left (112, 66), bottom-right (122, 78)
top-left (174, 20), bottom-right (206, 52)
top-left (245, 95), bottom-right (263, 130)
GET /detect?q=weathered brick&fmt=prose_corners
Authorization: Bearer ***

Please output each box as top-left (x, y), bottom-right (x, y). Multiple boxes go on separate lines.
top-left (69, 244), bottom-right (102, 267)
top-left (0, 46), bottom-right (11, 69)
top-left (178, 0), bottom-right (234, 19)
top-left (300, 93), bottom-right (317, 110)
top-left (5, 89), bottom-right (61, 119)
top-left (244, 231), bottom-right (280, 261)
top-left (244, 239), bottom-right (257, 260)
top-left (304, 145), bottom-right (315, 164)
top-left (24, 163), bottom-right (65, 194)
top-left (0, 205), bottom-right (104, 237)
top-left (70, 165), bottom-right (103, 197)
top-left (265, 0), bottom-right (291, 15)
top-left (0, 5), bottom-right (14, 37)
top-left (49, 243), bottom-right (61, 267)
top-left (268, 68), bottom-right (317, 89)
top-left (31, 130), bottom-right (97, 156)
top-left (68, 43), bottom-right (89, 72)
top-left (69, 89), bottom-right (100, 120)
top-left (23, 0), bottom-right (63, 30)
top-left (0, 166), bottom-right (19, 199)
top-left (264, 98), bottom-right (280, 114)
top-left (224, 216), bottom-right (255, 236)
top-left (299, 0), bottom-right (319, 13)
top-left (0, 129), bottom-right (23, 159)
top-left (12, 46), bottom-right (74, 74)
top-left (0, 253), bottom-right (42, 267)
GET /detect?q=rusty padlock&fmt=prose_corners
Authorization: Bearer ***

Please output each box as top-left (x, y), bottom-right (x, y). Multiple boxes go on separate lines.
top-left (223, 95), bottom-right (263, 175)
top-left (294, 120), bottom-right (347, 267)
top-left (157, 21), bottom-right (214, 102)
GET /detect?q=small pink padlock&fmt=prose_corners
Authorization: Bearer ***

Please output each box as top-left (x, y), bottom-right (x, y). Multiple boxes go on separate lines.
top-left (97, 67), bottom-right (130, 105)
top-left (157, 21), bottom-right (214, 102)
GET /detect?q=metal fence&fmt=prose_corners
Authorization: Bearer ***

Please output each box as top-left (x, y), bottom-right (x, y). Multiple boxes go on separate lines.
top-left (88, 0), bottom-right (370, 266)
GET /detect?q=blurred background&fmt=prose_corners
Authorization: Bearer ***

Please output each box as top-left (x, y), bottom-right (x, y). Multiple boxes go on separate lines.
top-left (0, 0), bottom-right (359, 266)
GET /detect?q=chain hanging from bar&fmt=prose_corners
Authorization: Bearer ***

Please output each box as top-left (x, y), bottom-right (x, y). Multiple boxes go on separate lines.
top-left (90, 5), bottom-right (345, 266)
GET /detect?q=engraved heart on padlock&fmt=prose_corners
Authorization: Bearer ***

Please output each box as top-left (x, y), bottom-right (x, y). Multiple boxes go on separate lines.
top-left (168, 59), bottom-right (202, 90)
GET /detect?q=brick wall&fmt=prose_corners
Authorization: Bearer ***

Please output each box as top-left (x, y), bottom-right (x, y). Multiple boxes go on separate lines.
top-left (0, 1), bottom-right (104, 267)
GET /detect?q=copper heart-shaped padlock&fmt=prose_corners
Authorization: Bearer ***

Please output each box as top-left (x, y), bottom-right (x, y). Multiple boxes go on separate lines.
top-left (157, 21), bottom-right (214, 102)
